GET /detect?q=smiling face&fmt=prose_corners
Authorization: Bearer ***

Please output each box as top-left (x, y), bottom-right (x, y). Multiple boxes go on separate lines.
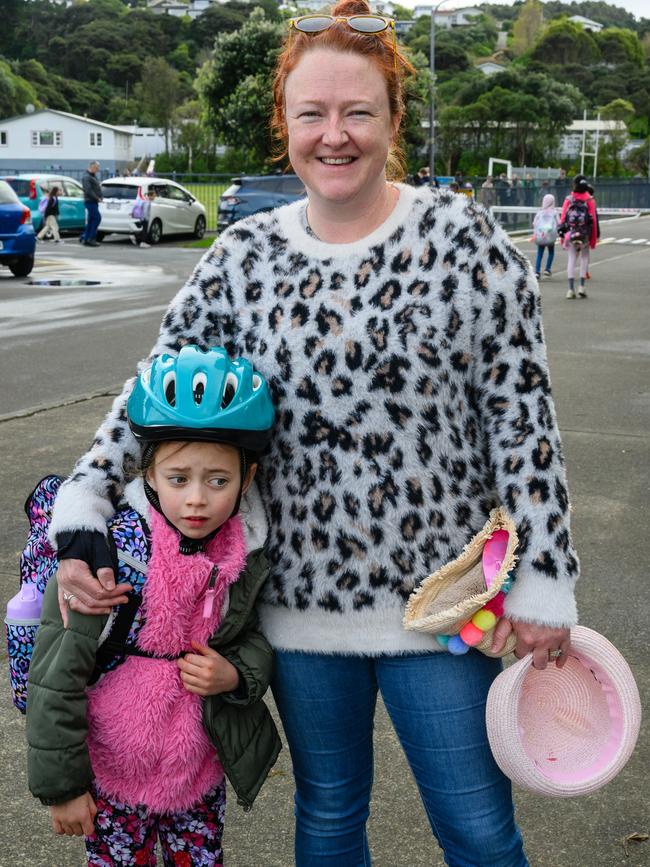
top-left (284, 48), bottom-right (399, 212)
top-left (146, 441), bottom-right (255, 538)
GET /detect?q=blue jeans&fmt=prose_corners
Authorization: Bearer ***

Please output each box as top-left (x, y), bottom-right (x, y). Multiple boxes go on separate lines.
top-left (534, 244), bottom-right (555, 275)
top-left (272, 650), bottom-right (528, 867)
top-left (83, 200), bottom-right (101, 241)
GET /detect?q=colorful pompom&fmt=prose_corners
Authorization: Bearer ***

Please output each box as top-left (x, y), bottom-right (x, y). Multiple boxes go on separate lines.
top-left (483, 592), bottom-right (505, 617)
top-left (472, 609), bottom-right (497, 631)
top-left (436, 635), bottom-right (450, 648)
top-left (447, 634), bottom-right (470, 655)
top-left (459, 622), bottom-right (483, 646)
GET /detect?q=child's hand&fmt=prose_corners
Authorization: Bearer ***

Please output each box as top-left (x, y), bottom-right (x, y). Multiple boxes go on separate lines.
top-left (50, 792), bottom-right (97, 836)
top-left (178, 641), bottom-right (240, 696)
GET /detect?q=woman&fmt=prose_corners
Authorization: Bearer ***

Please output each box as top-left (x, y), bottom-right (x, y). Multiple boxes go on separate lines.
top-left (559, 174), bottom-right (598, 299)
top-left (51, 2), bottom-right (579, 864)
top-left (36, 186), bottom-right (62, 243)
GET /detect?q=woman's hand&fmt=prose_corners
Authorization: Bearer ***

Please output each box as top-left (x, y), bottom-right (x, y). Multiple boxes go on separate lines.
top-left (177, 641), bottom-right (240, 696)
top-left (491, 617), bottom-right (571, 670)
top-left (57, 559), bottom-right (131, 627)
top-left (50, 792), bottom-right (97, 837)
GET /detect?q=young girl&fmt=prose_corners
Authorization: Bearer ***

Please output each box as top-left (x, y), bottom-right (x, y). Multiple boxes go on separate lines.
top-left (26, 345), bottom-right (281, 866)
top-left (37, 185), bottom-right (62, 243)
top-left (531, 193), bottom-right (558, 279)
top-left (560, 175), bottom-right (598, 299)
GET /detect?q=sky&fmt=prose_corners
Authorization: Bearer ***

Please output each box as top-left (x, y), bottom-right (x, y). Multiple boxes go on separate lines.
top-left (398, 0), bottom-right (648, 20)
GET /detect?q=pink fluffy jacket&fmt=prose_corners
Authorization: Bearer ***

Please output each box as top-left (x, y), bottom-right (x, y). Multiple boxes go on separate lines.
top-left (87, 506), bottom-right (248, 813)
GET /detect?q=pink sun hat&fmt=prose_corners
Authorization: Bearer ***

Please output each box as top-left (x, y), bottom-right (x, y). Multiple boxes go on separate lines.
top-left (486, 626), bottom-right (641, 797)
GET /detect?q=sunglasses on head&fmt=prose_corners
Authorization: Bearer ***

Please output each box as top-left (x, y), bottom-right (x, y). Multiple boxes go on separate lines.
top-left (289, 15), bottom-right (397, 72)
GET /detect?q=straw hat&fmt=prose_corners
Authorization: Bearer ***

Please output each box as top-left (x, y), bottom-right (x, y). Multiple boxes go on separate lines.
top-left (486, 626), bottom-right (641, 797)
top-left (403, 507), bottom-right (518, 657)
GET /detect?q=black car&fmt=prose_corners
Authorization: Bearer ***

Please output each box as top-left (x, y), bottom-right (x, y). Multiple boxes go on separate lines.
top-left (218, 174), bottom-right (306, 231)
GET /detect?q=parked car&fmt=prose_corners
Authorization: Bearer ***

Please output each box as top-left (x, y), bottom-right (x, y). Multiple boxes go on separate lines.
top-left (217, 174), bottom-right (306, 231)
top-left (98, 177), bottom-right (207, 244)
top-left (0, 179), bottom-right (36, 277)
top-left (1, 174), bottom-right (86, 233)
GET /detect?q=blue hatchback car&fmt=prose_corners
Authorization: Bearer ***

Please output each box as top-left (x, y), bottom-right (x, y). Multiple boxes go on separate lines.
top-left (0, 179), bottom-right (36, 277)
top-left (2, 174), bottom-right (86, 234)
top-left (217, 174), bottom-right (306, 231)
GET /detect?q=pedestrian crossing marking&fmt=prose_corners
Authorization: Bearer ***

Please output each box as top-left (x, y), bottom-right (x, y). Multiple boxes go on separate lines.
top-left (615, 238), bottom-right (632, 244)
top-left (599, 237), bottom-right (615, 244)
top-left (630, 238), bottom-right (646, 245)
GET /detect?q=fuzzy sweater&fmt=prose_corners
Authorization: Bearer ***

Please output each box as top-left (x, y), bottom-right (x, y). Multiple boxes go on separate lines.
top-left (87, 507), bottom-right (247, 813)
top-left (50, 184), bottom-right (579, 655)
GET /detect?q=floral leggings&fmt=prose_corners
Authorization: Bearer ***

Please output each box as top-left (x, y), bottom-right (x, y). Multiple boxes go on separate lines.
top-left (85, 781), bottom-right (226, 866)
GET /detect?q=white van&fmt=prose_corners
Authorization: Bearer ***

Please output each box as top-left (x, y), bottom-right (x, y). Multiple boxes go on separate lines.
top-left (99, 177), bottom-right (207, 244)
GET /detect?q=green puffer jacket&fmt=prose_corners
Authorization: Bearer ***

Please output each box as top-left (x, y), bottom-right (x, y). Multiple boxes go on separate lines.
top-left (27, 546), bottom-right (282, 811)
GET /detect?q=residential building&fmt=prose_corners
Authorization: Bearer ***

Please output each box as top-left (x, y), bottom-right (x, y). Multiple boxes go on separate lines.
top-left (475, 60), bottom-right (506, 76)
top-left (568, 15), bottom-right (603, 33)
top-left (559, 119), bottom-right (627, 157)
top-left (0, 109), bottom-right (133, 175)
top-left (412, 5), bottom-right (481, 25)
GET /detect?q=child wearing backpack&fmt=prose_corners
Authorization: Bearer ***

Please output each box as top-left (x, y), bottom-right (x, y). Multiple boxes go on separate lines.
top-left (36, 186), bottom-right (62, 243)
top-left (531, 193), bottom-right (558, 279)
top-left (559, 176), bottom-right (598, 299)
top-left (129, 186), bottom-right (155, 248)
top-left (24, 346), bottom-right (281, 865)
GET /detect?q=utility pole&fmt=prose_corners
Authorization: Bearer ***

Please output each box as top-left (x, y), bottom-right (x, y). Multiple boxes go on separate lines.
top-left (428, 0), bottom-right (450, 181)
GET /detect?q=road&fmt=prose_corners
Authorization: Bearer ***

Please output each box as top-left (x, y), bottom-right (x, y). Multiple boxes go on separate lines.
top-left (0, 221), bottom-right (648, 867)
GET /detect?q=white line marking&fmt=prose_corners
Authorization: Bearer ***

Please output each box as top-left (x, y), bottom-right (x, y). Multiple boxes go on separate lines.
top-left (630, 238), bottom-right (647, 244)
top-left (615, 238), bottom-right (632, 244)
top-left (589, 249), bottom-right (650, 269)
top-left (599, 237), bottom-right (615, 244)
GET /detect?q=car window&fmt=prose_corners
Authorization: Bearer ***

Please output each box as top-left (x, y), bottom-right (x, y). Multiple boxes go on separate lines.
top-left (0, 180), bottom-right (19, 204)
top-left (243, 177), bottom-right (281, 193)
top-left (278, 176), bottom-right (305, 195)
top-left (63, 180), bottom-right (84, 198)
top-left (3, 178), bottom-right (31, 197)
top-left (150, 184), bottom-right (170, 199)
top-left (101, 183), bottom-right (138, 200)
top-left (166, 185), bottom-right (189, 202)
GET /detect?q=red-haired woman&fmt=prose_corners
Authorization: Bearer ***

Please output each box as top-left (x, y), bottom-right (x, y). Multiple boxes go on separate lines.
top-left (51, 2), bottom-right (578, 864)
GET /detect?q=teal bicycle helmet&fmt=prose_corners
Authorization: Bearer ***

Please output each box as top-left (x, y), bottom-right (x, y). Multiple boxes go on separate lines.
top-left (127, 345), bottom-right (275, 452)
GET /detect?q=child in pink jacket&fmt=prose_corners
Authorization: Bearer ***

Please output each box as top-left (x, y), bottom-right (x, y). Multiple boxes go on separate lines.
top-left (559, 175), bottom-right (598, 299)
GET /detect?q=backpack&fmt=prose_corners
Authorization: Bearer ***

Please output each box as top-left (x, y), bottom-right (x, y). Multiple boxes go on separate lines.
top-left (38, 196), bottom-right (49, 215)
top-left (131, 199), bottom-right (145, 220)
top-left (5, 475), bottom-right (174, 714)
top-left (534, 216), bottom-right (557, 246)
top-left (561, 195), bottom-right (592, 247)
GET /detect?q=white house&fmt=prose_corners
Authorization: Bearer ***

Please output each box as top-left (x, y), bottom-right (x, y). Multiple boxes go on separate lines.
top-left (559, 118), bottom-right (627, 158)
top-left (412, 6), bottom-right (481, 26)
top-left (114, 125), bottom-right (167, 159)
top-left (568, 15), bottom-right (603, 33)
top-left (0, 109), bottom-right (133, 175)
top-left (475, 60), bottom-right (506, 76)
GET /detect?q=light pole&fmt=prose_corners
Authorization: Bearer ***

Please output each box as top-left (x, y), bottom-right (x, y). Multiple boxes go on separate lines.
top-left (428, 0), bottom-right (450, 181)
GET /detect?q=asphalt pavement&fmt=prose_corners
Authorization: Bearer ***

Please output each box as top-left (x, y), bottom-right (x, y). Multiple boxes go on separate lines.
top-left (0, 223), bottom-right (648, 866)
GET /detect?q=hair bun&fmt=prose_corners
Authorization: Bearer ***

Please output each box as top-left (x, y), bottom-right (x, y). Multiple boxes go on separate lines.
top-left (330, 0), bottom-right (372, 17)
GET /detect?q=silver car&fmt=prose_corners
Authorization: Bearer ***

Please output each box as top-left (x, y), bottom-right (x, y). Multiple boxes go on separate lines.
top-left (98, 177), bottom-right (207, 244)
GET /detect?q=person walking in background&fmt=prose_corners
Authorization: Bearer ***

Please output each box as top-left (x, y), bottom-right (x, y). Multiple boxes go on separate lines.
top-left (559, 175), bottom-right (598, 299)
top-left (531, 193), bottom-right (558, 279)
top-left (36, 186), bottom-right (63, 244)
top-left (479, 175), bottom-right (495, 208)
top-left (80, 161), bottom-right (103, 247)
top-left (130, 187), bottom-right (155, 248)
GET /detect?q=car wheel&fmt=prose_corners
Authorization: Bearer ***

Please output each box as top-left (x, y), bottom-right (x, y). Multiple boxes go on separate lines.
top-left (95, 232), bottom-right (106, 242)
top-left (148, 219), bottom-right (162, 245)
top-left (9, 256), bottom-right (34, 278)
top-left (194, 215), bottom-right (206, 239)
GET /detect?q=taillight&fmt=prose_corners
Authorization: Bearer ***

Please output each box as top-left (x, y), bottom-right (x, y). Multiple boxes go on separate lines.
top-left (20, 207), bottom-right (32, 225)
top-left (223, 196), bottom-right (241, 205)
top-left (29, 179), bottom-right (37, 200)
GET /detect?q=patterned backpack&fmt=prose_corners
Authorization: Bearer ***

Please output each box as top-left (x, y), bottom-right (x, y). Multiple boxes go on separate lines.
top-left (5, 475), bottom-right (157, 713)
top-left (562, 196), bottom-right (593, 247)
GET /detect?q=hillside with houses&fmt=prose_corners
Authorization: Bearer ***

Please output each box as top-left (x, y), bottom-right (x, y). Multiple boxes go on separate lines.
top-left (1, 0), bottom-right (649, 176)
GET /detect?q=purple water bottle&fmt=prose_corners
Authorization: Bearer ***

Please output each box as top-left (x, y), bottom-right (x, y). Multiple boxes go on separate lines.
top-left (5, 584), bottom-right (43, 713)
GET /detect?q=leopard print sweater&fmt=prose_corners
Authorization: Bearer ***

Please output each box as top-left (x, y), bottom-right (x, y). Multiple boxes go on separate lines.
top-left (51, 184), bottom-right (579, 655)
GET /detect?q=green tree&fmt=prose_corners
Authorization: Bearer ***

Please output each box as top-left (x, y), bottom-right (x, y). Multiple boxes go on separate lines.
top-left (600, 97), bottom-right (634, 175)
top-left (531, 18), bottom-right (600, 66)
top-left (197, 9), bottom-right (282, 166)
top-left (595, 28), bottom-right (644, 68)
top-left (511, 0), bottom-right (544, 57)
top-left (0, 60), bottom-right (39, 118)
top-left (134, 58), bottom-right (183, 152)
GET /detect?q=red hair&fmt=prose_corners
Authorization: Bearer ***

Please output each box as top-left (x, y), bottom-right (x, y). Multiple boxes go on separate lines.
top-left (271, 0), bottom-right (415, 180)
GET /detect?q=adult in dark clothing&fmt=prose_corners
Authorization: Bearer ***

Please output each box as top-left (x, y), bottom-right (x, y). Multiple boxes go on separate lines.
top-left (80, 161), bottom-right (103, 247)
